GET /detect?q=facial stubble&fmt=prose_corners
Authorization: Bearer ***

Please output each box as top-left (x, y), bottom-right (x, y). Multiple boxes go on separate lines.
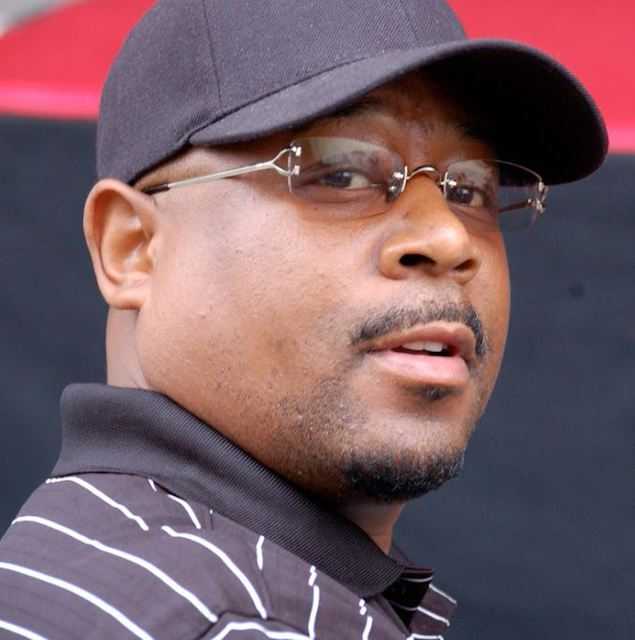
top-left (272, 300), bottom-right (489, 504)
top-left (275, 374), bottom-right (481, 505)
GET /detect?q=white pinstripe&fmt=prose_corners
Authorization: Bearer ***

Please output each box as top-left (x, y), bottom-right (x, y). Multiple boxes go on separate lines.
top-left (167, 494), bottom-right (202, 530)
top-left (256, 535), bottom-right (265, 571)
top-left (148, 479), bottom-right (158, 492)
top-left (12, 516), bottom-right (217, 623)
top-left (429, 584), bottom-right (457, 605)
top-left (162, 526), bottom-right (267, 620)
top-left (207, 621), bottom-right (308, 640)
top-left (361, 615), bottom-right (373, 640)
top-left (46, 477), bottom-right (148, 531)
top-left (417, 605), bottom-right (450, 627)
top-left (0, 620), bottom-right (48, 640)
top-left (0, 562), bottom-right (153, 640)
top-left (400, 575), bottom-right (432, 583)
top-left (407, 635), bottom-right (444, 640)
top-left (307, 586), bottom-right (319, 639)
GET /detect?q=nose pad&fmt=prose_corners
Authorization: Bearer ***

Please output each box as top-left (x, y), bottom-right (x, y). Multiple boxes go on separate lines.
top-left (378, 179), bottom-right (481, 283)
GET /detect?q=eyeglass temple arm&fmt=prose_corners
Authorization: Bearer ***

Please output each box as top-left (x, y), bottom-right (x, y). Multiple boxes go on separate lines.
top-left (143, 147), bottom-right (295, 195)
top-left (498, 200), bottom-right (536, 214)
top-left (498, 185), bottom-right (548, 214)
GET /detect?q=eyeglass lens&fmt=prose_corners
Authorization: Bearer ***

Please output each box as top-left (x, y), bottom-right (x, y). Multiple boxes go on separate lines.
top-left (287, 137), bottom-right (543, 230)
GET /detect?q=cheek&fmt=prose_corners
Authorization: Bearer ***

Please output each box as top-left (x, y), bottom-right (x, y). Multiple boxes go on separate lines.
top-left (142, 198), bottom-right (347, 398)
top-left (473, 236), bottom-right (511, 386)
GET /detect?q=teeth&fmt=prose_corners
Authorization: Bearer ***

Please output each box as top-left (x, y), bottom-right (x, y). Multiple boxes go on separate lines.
top-left (401, 341), bottom-right (446, 353)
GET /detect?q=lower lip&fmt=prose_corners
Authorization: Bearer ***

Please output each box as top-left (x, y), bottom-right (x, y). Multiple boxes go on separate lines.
top-left (368, 350), bottom-right (470, 387)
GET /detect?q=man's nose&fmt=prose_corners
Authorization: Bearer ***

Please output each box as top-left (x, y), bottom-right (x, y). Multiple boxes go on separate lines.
top-left (378, 179), bottom-right (482, 284)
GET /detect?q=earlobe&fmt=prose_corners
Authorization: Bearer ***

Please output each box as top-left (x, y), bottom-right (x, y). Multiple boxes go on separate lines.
top-left (83, 179), bottom-right (159, 311)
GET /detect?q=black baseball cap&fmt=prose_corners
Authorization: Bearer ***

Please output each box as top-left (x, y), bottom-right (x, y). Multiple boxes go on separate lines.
top-left (97, 0), bottom-right (608, 186)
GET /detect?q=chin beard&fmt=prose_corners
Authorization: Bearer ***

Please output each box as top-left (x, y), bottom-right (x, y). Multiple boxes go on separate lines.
top-left (343, 448), bottom-right (465, 503)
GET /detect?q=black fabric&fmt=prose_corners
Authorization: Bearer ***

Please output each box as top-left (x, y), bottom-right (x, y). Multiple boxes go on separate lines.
top-left (0, 472), bottom-right (452, 638)
top-left (0, 117), bottom-right (632, 638)
top-left (97, 0), bottom-right (606, 185)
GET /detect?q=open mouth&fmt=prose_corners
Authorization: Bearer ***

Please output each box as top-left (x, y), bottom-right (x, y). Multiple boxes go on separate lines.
top-left (362, 323), bottom-right (476, 388)
top-left (391, 341), bottom-right (455, 357)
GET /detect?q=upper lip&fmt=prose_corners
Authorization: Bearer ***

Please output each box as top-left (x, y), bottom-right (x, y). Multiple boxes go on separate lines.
top-left (361, 322), bottom-right (477, 366)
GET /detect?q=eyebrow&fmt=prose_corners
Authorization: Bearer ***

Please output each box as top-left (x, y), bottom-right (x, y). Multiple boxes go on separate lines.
top-left (327, 95), bottom-right (396, 121)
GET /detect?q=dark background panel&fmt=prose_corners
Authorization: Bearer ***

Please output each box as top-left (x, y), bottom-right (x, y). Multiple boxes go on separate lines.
top-left (1, 117), bottom-right (633, 638)
top-left (0, 117), bottom-right (105, 522)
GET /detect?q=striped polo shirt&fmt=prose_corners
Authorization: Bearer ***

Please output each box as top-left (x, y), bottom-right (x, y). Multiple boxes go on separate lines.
top-left (0, 384), bottom-right (456, 639)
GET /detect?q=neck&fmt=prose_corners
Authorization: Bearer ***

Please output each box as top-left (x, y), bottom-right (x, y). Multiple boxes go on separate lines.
top-left (106, 308), bottom-right (150, 389)
top-left (337, 501), bottom-right (405, 553)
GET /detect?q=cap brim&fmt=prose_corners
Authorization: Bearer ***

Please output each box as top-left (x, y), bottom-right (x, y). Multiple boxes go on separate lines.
top-left (190, 39), bottom-right (607, 185)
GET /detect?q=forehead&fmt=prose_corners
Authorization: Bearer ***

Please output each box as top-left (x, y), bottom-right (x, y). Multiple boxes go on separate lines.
top-left (299, 70), bottom-right (493, 157)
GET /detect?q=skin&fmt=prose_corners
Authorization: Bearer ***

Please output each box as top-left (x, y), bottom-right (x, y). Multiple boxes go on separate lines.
top-left (83, 72), bottom-right (510, 553)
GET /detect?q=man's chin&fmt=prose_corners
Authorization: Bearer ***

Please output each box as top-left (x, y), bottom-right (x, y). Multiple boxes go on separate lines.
top-left (342, 448), bottom-right (465, 504)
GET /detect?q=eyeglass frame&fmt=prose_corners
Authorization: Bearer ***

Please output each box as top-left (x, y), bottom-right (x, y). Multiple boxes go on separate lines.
top-left (141, 139), bottom-right (548, 221)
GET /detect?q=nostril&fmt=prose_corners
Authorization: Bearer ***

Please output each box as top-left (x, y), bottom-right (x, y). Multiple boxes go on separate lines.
top-left (400, 254), bottom-right (434, 268)
top-left (457, 257), bottom-right (478, 273)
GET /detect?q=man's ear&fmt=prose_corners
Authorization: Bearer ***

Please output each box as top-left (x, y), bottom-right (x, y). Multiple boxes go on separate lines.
top-left (83, 179), bottom-right (160, 310)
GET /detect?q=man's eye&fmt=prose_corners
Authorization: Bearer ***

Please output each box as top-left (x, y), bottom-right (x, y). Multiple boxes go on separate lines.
top-left (447, 183), bottom-right (488, 207)
top-left (319, 169), bottom-right (373, 189)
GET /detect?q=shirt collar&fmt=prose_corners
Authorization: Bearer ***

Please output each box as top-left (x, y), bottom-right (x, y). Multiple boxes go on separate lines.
top-left (53, 383), bottom-right (455, 626)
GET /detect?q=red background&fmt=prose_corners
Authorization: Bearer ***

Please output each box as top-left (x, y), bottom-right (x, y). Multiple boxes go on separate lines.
top-left (0, 0), bottom-right (632, 150)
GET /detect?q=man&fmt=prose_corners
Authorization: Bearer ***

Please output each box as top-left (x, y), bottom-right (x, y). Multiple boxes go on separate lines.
top-left (0, 1), bottom-right (606, 638)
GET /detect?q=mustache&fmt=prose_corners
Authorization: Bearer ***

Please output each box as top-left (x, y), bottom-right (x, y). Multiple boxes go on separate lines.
top-left (350, 301), bottom-right (488, 359)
